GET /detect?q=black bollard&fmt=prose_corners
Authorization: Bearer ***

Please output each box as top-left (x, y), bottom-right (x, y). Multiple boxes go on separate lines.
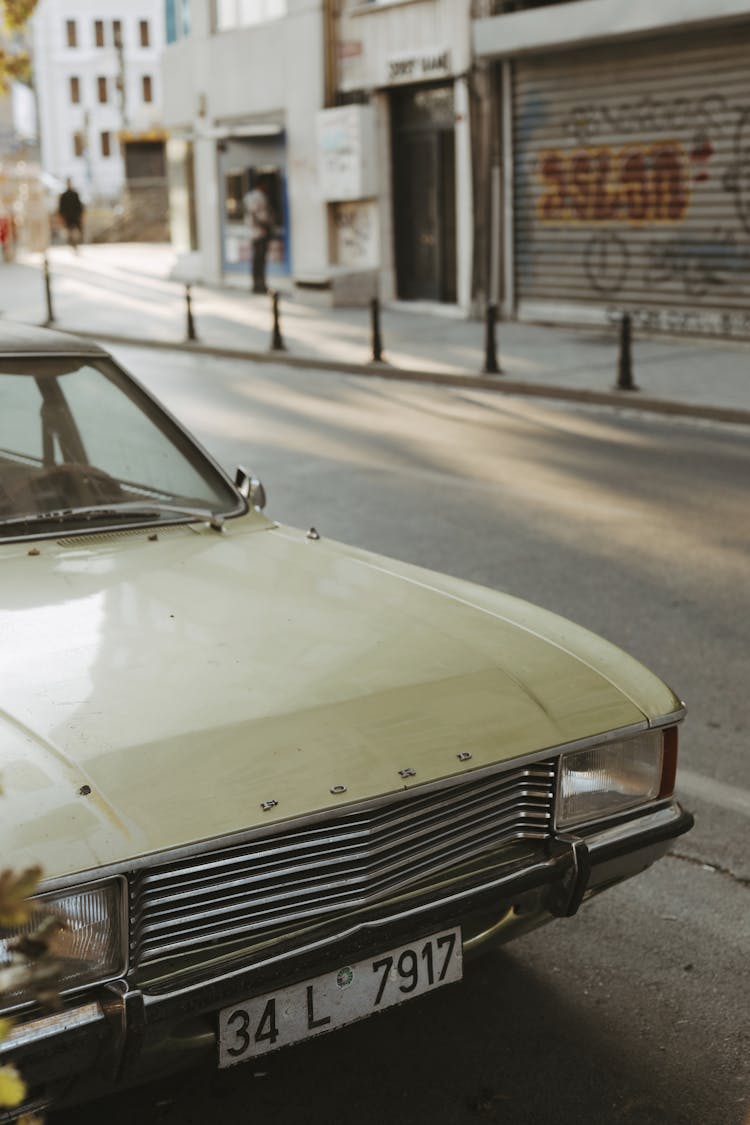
top-left (43, 255), bottom-right (55, 326)
top-left (269, 290), bottom-right (286, 352)
top-left (482, 302), bottom-right (501, 375)
top-left (185, 284), bottom-right (197, 342)
top-left (369, 296), bottom-right (386, 364)
top-left (615, 312), bottom-right (639, 391)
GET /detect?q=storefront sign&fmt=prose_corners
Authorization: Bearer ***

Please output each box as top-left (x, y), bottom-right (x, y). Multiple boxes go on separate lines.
top-left (385, 47), bottom-right (451, 86)
top-left (317, 105), bottom-right (376, 201)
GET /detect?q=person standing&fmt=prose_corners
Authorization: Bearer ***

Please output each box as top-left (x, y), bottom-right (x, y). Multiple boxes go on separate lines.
top-left (243, 176), bottom-right (273, 294)
top-left (58, 179), bottom-right (84, 250)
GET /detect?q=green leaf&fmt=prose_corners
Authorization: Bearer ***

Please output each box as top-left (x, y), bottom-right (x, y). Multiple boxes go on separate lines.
top-left (0, 866), bottom-right (43, 928)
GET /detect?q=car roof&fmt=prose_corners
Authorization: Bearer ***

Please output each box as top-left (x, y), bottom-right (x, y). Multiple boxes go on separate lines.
top-left (0, 322), bottom-right (108, 357)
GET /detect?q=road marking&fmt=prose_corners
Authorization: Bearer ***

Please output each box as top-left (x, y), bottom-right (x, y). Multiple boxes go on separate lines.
top-left (676, 769), bottom-right (750, 818)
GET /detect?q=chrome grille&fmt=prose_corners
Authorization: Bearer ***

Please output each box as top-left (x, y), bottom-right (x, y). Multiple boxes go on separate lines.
top-left (130, 761), bottom-right (556, 968)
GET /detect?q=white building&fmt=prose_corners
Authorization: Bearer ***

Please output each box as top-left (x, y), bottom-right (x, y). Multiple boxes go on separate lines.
top-left (161, 0), bottom-right (475, 309)
top-left (162, 0), bottom-right (326, 288)
top-left (32, 0), bottom-right (166, 202)
top-left (331, 0), bottom-right (475, 311)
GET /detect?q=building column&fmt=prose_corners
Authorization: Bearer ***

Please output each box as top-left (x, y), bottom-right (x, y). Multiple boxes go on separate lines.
top-left (374, 91), bottom-right (396, 302)
top-left (500, 59), bottom-right (515, 320)
top-left (455, 75), bottom-right (473, 313)
top-left (194, 134), bottom-right (222, 283)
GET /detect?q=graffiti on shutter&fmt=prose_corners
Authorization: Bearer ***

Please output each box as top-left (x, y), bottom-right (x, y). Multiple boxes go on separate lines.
top-left (513, 28), bottom-right (750, 338)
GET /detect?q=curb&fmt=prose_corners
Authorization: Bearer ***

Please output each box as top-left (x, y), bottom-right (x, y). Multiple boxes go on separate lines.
top-left (53, 327), bottom-right (750, 428)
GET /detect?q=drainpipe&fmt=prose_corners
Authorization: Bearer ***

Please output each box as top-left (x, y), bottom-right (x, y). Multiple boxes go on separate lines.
top-left (323, 0), bottom-right (337, 108)
top-left (500, 58), bottom-right (515, 320)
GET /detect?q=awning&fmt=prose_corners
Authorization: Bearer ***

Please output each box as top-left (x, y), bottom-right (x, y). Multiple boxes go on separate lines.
top-left (473, 0), bottom-right (750, 59)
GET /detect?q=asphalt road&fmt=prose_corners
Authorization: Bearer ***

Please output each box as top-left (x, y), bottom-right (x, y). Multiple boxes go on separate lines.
top-left (53, 348), bottom-right (749, 1125)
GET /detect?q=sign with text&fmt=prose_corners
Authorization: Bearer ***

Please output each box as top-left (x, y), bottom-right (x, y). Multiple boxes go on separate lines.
top-left (385, 46), bottom-right (451, 87)
top-left (317, 105), bottom-right (376, 202)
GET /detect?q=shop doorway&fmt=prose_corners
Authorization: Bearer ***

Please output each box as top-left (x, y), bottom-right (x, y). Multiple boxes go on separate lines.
top-left (218, 137), bottom-right (289, 278)
top-left (391, 84), bottom-right (457, 302)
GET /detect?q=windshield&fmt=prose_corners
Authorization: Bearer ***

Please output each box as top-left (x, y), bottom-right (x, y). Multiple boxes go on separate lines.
top-left (0, 355), bottom-right (243, 539)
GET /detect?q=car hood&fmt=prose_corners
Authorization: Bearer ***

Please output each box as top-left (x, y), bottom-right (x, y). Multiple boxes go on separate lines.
top-left (0, 514), bottom-right (680, 882)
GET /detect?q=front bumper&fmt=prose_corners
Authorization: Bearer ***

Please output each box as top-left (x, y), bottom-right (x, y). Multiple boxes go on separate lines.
top-left (0, 800), bottom-right (693, 1119)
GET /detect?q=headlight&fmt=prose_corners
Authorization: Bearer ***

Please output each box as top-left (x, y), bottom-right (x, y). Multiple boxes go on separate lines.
top-left (557, 729), bottom-right (677, 829)
top-left (0, 878), bottom-right (125, 1010)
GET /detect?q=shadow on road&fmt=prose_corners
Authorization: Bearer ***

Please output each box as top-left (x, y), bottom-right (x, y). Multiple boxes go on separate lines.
top-left (51, 943), bottom-right (703, 1125)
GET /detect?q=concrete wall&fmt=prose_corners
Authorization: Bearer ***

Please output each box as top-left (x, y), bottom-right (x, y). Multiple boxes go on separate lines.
top-left (337, 0), bottom-right (472, 92)
top-left (162, 0), bottom-right (327, 285)
top-left (473, 0), bottom-right (750, 58)
top-left (334, 0), bottom-right (475, 311)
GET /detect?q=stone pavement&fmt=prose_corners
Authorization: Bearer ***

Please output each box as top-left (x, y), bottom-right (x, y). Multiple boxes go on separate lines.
top-left (1, 243), bottom-right (749, 425)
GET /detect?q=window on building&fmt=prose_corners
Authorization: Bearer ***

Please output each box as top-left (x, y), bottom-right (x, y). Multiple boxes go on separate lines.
top-left (113, 20), bottom-right (123, 47)
top-left (94, 19), bottom-right (105, 46)
top-left (66, 19), bottom-right (77, 47)
top-left (73, 132), bottom-right (84, 157)
top-left (142, 75), bottom-right (153, 103)
top-left (69, 76), bottom-right (80, 104)
top-left (97, 76), bottom-right (108, 103)
top-left (101, 131), bottom-right (112, 158)
top-left (139, 19), bottom-right (150, 47)
top-left (214, 0), bottom-right (286, 31)
top-left (167, 0), bottom-right (192, 42)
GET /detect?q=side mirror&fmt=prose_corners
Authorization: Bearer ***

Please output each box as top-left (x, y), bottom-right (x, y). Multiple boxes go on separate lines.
top-left (235, 466), bottom-right (267, 511)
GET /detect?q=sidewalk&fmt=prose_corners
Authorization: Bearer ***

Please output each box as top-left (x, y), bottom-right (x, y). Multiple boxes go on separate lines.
top-left (1, 243), bottom-right (749, 425)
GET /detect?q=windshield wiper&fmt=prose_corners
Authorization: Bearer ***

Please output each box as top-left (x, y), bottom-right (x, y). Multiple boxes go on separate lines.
top-left (0, 502), bottom-right (225, 533)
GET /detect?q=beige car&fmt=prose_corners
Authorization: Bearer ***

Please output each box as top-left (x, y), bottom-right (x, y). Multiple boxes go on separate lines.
top-left (0, 325), bottom-right (693, 1117)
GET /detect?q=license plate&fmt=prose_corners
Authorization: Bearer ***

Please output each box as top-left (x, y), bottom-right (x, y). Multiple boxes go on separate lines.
top-left (218, 926), bottom-right (462, 1067)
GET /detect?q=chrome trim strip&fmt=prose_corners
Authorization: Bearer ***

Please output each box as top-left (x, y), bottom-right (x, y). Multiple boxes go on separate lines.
top-left (142, 768), bottom-right (553, 888)
top-left (36, 719), bottom-right (666, 895)
top-left (648, 705), bottom-right (687, 728)
top-left (141, 852), bottom-right (562, 1006)
top-left (132, 769), bottom-right (555, 963)
top-left (0, 350), bottom-right (107, 358)
top-left (139, 807), bottom-right (549, 921)
top-left (139, 789), bottom-right (551, 900)
top-left (0, 1002), bottom-right (103, 1053)
top-left (584, 802), bottom-right (686, 854)
top-left (134, 828), bottom-right (551, 962)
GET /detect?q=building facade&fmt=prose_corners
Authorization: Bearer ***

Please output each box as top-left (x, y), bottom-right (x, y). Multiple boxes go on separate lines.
top-left (474, 0), bottom-right (750, 339)
top-left (32, 0), bottom-right (166, 203)
top-left (162, 0), bottom-right (325, 286)
top-left (161, 0), bottom-right (475, 307)
top-left (330, 0), bottom-right (475, 310)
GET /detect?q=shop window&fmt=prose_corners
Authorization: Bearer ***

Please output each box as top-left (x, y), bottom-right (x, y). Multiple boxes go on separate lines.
top-left (97, 76), bottom-right (108, 103)
top-left (140, 19), bottom-right (150, 47)
top-left (101, 131), bottom-right (112, 158)
top-left (66, 19), bottom-right (77, 47)
top-left (142, 75), bottom-right (153, 103)
top-left (94, 19), bottom-right (105, 47)
top-left (69, 76), bottom-right (80, 104)
top-left (73, 132), bottom-right (84, 157)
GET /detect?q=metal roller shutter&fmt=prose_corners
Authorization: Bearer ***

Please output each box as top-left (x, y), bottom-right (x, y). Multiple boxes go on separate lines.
top-left (513, 27), bottom-right (750, 338)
